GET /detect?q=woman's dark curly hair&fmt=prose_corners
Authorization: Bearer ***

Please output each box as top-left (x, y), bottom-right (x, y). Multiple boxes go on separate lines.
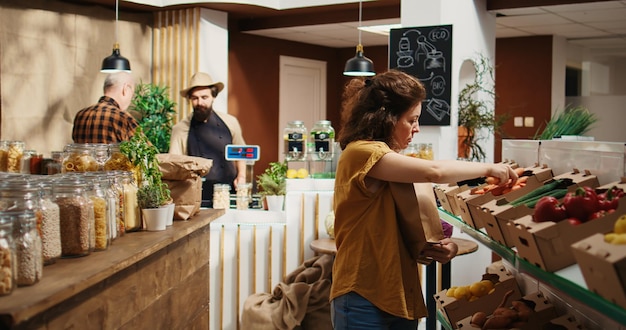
top-left (337, 70), bottom-right (426, 151)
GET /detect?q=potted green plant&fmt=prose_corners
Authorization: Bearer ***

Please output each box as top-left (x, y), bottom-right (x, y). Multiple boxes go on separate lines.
top-left (256, 161), bottom-right (287, 211)
top-left (137, 183), bottom-right (169, 231)
top-left (457, 55), bottom-right (508, 162)
top-left (130, 82), bottom-right (176, 153)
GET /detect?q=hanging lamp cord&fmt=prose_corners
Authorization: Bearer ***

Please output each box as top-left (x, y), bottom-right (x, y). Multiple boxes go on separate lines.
top-left (358, 0), bottom-right (363, 46)
top-left (115, 0), bottom-right (119, 44)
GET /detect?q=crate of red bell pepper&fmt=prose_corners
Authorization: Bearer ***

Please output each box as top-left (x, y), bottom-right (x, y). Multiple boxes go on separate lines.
top-left (572, 185), bottom-right (626, 309)
top-left (507, 178), bottom-right (625, 272)
top-left (475, 168), bottom-right (595, 248)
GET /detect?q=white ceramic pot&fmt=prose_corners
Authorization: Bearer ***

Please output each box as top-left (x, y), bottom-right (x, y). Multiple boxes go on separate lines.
top-left (142, 207), bottom-right (168, 231)
top-left (164, 203), bottom-right (175, 226)
top-left (265, 195), bottom-right (285, 212)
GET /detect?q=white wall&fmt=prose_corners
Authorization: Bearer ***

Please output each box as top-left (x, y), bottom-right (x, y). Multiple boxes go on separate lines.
top-left (566, 95), bottom-right (626, 143)
top-left (401, 0), bottom-right (497, 163)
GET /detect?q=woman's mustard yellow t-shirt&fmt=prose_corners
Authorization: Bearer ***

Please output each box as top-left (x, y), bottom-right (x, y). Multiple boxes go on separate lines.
top-left (330, 140), bottom-right (428, 320)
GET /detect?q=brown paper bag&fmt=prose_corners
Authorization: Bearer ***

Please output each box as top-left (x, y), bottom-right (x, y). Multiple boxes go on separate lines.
top-left (389, 182), bottom-right (444, 261)
top-left (157, 154), bottom-right (213, 220)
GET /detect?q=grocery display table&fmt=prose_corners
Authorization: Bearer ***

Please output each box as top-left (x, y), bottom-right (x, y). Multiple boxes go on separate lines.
top-left (0, 208), bottom-right (224, 329)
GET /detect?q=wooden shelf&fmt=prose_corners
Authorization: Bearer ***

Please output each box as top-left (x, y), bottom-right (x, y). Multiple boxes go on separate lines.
top-left (0, 209), bottom-right (224, 329)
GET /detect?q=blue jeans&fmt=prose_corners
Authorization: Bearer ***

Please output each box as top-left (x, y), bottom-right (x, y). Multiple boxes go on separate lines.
top-left (331, 292), bottom-right (418, 330)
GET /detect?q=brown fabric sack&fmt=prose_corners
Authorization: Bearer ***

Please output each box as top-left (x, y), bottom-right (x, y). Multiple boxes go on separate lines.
top-left (241, 254), bottom-right (334, 330)
top-left (157, 154), bottom-right (212, 220)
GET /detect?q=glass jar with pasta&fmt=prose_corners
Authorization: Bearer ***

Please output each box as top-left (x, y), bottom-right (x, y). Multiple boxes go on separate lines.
top-left (84, 173), bottom-right (111, 251)
top-left (6, 141), bottom-right (25, 173)
top-left (104, 143), bottom-right (133, 172)
top-left (0, 213), bottom-right (16, 296)
top-left (0, 141), bottom-right (9, 172)
top-left (62, 143), bottom-right (98, 173)
top-left (120, 171), bottom-right (140, 232)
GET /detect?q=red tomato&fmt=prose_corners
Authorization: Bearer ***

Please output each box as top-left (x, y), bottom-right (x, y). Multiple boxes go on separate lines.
top-left (566, 218), bottom-right (583, 226)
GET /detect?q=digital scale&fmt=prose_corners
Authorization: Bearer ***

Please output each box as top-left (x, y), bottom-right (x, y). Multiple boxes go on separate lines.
top-left (224, 145), bottom-right (261, 161)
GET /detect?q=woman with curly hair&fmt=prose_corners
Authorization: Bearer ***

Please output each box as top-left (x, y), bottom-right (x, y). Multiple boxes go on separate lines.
top-left (330, 70), bottom-right (517, 329)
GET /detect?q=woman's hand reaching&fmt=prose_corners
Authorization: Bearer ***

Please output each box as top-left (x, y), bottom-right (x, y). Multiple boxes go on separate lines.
top-left (488, 163), bottom-right (519, 187)
top-left (420, 238), bottom-right (458, 264)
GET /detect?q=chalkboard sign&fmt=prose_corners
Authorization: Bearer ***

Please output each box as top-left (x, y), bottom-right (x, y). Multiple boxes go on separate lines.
top-left (389, 25), bottom-right (452, 126)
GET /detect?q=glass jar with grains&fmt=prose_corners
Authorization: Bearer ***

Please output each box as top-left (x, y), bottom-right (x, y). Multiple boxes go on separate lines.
top-left (39, 180), bottom-right (62, 265)
top-left (0, 177), bottom-right (42, 237)
top-left (13, 210), bottom-right (42, 286)
top-left (52, 177), bottom-right (94, 257)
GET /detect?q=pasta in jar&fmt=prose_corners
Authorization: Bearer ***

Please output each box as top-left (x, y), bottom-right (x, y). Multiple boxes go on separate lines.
top-left (62, 144), bottom-right (98, 173)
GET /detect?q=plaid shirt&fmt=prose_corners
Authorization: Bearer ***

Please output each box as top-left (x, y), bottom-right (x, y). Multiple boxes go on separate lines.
top-left (72, 96), bottom-right (138, 144)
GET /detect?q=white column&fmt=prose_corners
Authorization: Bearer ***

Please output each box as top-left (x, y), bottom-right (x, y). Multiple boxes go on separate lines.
top-left (199, 8), bottom-right (229, 113)
top-left (400, 0), bottom-right (496, 163)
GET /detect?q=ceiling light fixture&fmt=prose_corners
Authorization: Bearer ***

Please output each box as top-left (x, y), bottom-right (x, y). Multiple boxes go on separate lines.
top-left (343, 0), bottom-right (375, 77)
top-left (101, 0), bottom-right (131, 73)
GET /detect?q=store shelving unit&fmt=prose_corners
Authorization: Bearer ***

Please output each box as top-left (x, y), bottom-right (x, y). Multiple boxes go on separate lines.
top-left (437, 207), bottom-right (626, 329)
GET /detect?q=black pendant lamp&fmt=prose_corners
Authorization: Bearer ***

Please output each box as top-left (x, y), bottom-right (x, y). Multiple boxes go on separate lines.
top-left (343, 0), bottom-right (375, 77)
top-left (101, 0), bottom-right (131, 73)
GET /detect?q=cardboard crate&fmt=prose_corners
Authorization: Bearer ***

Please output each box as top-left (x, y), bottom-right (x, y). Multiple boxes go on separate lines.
top-left (453, 162), bottom-right (522, 229)
top-left (455, 291), bottom-right (557, 330)
top-left (508, 196), bottom-right (625, 272)
top-left (542, 314), bottom-right (589, 330)
top-left (434, 266), bottom-right (522, 328)
top-left (434, 183), bottom-right (470, 216)
top-left (572, 232), bottom-right (626, 310)
top-left (468, 166), bottom-right (554, 244)
top-left (479, 169), bottom-right (599, 248)
top-left (456, 165), bottom-right (553, 230)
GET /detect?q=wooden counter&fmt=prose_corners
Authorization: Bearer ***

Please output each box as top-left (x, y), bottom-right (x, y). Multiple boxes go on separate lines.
top-left (0, 208), bottom-right (224, 329)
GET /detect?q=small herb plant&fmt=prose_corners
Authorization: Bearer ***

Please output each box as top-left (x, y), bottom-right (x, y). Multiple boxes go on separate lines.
top-left (137, 184), bottom-right (165, 209)
top-left (120, 126), bottom-right (171, 206)
top-left (256, 161), bottom-right (287, 196)
top-left (131, 82), bottom-right (176, 153)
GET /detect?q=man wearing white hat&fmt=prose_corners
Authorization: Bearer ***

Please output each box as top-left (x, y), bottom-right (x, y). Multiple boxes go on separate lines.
top-left (170, 72), bottom-right (247, 207)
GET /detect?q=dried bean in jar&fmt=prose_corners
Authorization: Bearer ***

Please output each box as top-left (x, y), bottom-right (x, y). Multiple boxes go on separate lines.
top-left (57, 196), bottom-right (92, 257)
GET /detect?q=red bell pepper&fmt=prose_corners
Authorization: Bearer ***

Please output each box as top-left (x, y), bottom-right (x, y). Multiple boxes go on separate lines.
top-left (598, 186), bottom-right (624, 211)
top-left (533, 196), bottom-right (568, 223)
top-left (563, 186), bottom-right (599, 222)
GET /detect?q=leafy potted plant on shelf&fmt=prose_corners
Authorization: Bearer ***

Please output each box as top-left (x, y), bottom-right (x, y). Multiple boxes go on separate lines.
top-left (130, 82), bottom-right (176, 153)
top-left (137, 182), bottom-right (169, 231)
top-left (256, 161), bottom-right (287, 211)
top-left (457, 54), bottom-right (508, 162)
top-left (120, 127), bottom-right (172, 229)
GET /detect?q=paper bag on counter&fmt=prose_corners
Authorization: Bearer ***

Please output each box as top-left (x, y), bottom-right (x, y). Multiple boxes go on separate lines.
top-left (157, 154), bottom-right (212, 220)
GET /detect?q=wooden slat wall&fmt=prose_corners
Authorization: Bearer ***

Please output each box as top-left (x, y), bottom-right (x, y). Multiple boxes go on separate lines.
top-left (153, 8), bottom-right (199, 124)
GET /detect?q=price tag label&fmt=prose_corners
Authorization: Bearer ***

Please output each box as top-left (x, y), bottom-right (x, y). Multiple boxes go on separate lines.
top-left (225, 145), bottom-right (260, 161)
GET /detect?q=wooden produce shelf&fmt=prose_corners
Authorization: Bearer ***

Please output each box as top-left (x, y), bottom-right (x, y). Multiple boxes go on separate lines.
top-left (0, 209), bottom-right (224, 329)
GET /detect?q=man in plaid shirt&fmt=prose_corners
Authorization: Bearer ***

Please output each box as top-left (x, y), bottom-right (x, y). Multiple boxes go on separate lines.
top-left (72, 72), bottom-right (138, 143)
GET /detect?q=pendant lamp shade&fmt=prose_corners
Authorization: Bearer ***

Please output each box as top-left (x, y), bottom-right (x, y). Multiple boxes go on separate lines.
top-left (343, 0), bottom-right (375, 77)
top-left (344, 44), bottom-right (375, 76)
top-left (101, 43), bottom-right (131, 73)
top-left (100, 0), bottom-right (131, 73)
